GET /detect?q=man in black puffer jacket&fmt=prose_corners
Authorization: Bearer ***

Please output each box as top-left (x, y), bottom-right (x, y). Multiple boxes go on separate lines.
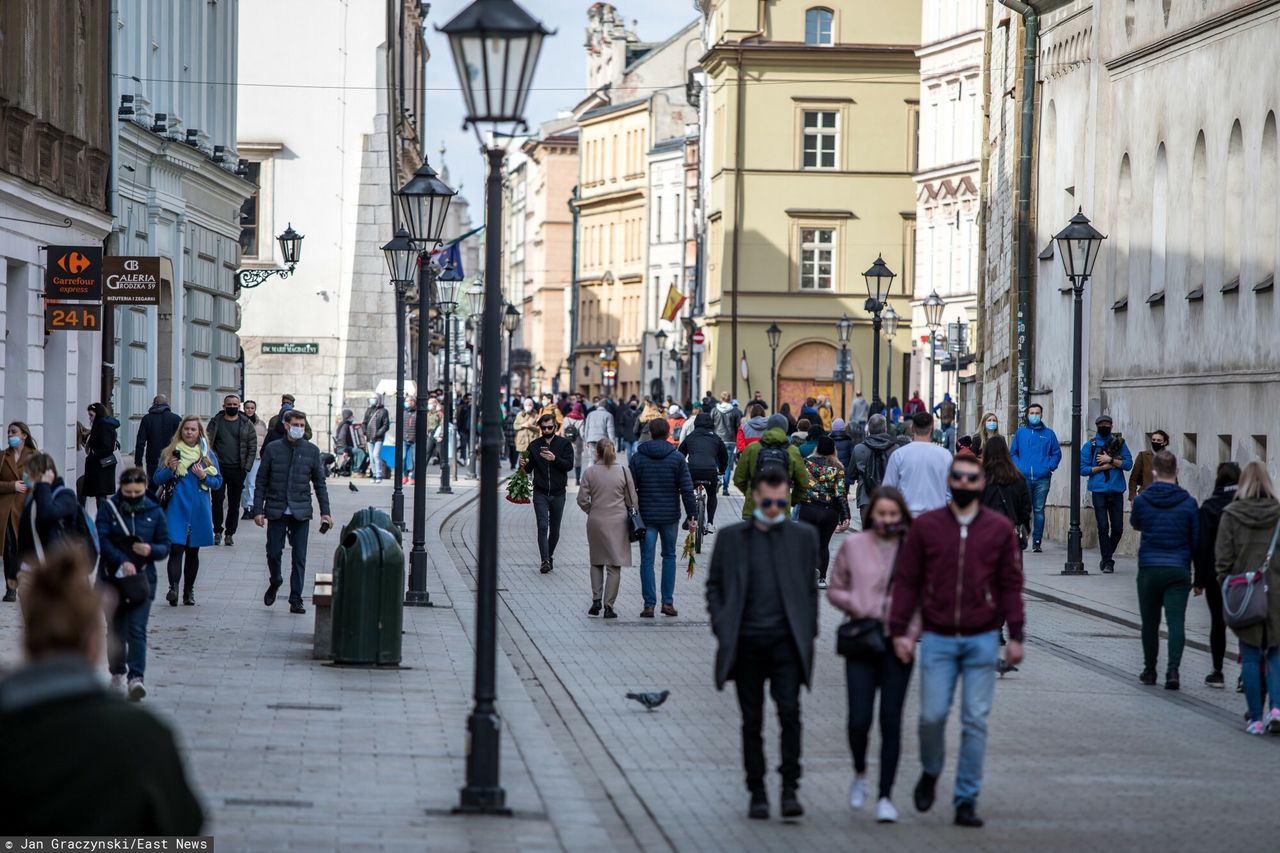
top-left (678, 412), bottom-right (728, 533)
top-left (630, 418), bottom-right (697, 618)
top-left (253, 410), bottom-right (332, 614)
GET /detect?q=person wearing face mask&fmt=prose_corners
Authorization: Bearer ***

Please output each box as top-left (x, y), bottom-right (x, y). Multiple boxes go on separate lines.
top-left (361, 395), bottom-right (390, 482)
top-left (253, 411), bottom-right (333, 614)
top-left (829, 487), bottom-right (919, 824)
top-left (205, 394), bottom-right (256, 546)
top-left (401, 397), bottom-right (418, 486)
top-left (707, 466), bottom-right (821, 821)
top-left (1128, 429), bottom-right (1169, 501)
top-left (95, 467), bottom-right (171, 700)
top-left (889, 455), bottom-right (1025, 829)
top-left (1079, 414), bottom-right (1133, 573)
top-left (538, 395), bottom-right (564, 430)
top-left (153, 416), bottom-right (222, 607)
top-left (1010, 403), bottom-right (1062, 552)
top-left (82, 403), bottom-right (121, 511)
top-left (972, 411), bottom-right (1001, 458)
top-left (240, 400), bottom-right (266, 519)
top-left (1, 422), bottom-right (39, 601)
top-left (513, 397), bottom-right (539, 462)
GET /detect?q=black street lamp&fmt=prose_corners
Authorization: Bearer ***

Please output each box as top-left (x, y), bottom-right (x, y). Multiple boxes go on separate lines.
top-left (766, 322), bottom-right (782, 413)
top-left (398, 161), bottom-right (457, 607)
top-left (835, 312), bottom-right (852, 418)
top-left (463, 281), bottom-right (485, 479)
top-left (236, 224), bottom-right (305, 289)
top-left (600, 342), bottom-right (617, 393)
top-left (436, 271), bottom-right (462, 495)
top-left (440, 0), bottom-right (550, 815)
top-left (503, 302), bottom-right (521, 396)
top-left (655, 328), bottom-right (668, 401)
top-left (1055, 207), bottom-right (1106, 576)
top-left (882, 303), bottom-right (899, 411)
top-left (535, 364), bottom-right (546, 395)
top-left (862, 254), bottom-right (895, 407)
top-left (923, 290), bottom-right (946, 411)
top-left (382, 227), bottom-right (418, 530)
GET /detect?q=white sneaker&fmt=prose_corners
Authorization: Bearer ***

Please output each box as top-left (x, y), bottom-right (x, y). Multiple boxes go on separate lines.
top-left (704, 524), bottom-right (715, 535)
top-left (876, 797), bottom-right (898, 823)
top-left (109, 673), bottom-right (126, 692)
top-left (127, 678), bottom-right (147, 702)
top-left (848, 775), bottom-right (868, 810)
top-left (817, 578), bottom-right (828, 590)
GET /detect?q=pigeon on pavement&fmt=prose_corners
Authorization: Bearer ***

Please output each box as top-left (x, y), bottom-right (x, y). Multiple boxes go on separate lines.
top-left (625, 690), bottom-right (670, 711)
top-left (348, 482), bottom-right (359, 492)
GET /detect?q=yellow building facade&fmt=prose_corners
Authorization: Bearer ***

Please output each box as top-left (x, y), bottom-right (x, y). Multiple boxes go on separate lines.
top-left (698, 0), bottom-right (921, 416)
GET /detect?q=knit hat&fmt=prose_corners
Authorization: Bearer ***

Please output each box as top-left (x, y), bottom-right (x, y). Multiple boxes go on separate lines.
top-left (832, 418), bottom-right (846, 433)
top-left (766, 413), bottom-right (789, 432)
top-left (816, 435), bottom-right (836, 456)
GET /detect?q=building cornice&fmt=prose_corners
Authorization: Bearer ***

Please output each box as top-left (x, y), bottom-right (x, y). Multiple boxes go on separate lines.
top-left (701, 41), bottom-right (921, 76)
top-left (1105, 0), bottom-right (1280, 75)
top-left (915, 29), bottom-right (984, 61)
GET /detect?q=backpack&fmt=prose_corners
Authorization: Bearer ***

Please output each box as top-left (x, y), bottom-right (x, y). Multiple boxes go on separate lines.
top-left (859, 445), bottom-right (891, 494)
top-left (756, 443), bottom-right (792, 478)
top-left (29, 485), bottom-right (100, 567)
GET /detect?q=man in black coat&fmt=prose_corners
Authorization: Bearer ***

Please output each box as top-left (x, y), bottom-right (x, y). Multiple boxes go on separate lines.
top-left (253, 410), bottom-right (333, 614)
top-left (206, 394), bottom-right (257, 546)
top-left (707, 465), bottom-right (820, 821)
top-left (678, 412), bottom-right (728, 533)
top-left (521, 412), bottom-right (575, 574)
top-left (133, 394), bottom-right (181, 483)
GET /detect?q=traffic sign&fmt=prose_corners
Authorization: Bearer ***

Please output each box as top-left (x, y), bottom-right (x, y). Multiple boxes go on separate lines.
top-left (691, 329), bottom-right (705, 346)
top-left (45, 302), bottom-right (102, 332)
top-left (103, 256), bottom-right (161, 305)
top-left (45, 245), bottom-right (103, 300)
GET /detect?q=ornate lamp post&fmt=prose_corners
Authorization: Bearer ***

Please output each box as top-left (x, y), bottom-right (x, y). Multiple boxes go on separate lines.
top-left (1055, 208), bottom-right (1106, 576)
top-left (503, 302), bottom-right (522, 396)
top-left (923, 290), bottom-right (946, 410)
top-left (654, 328), bottom-right (668, 401)
top-left (766, 322), bottom-right (782, 412)
top-left (435, 272), bottom-right (462, 495)
top-left (882, 303), bottom-right (899, 409)
top-left (861, 254), bottom-right (895, 406)
top-left (397, 160), bottom-right (457, 606)
top-left (535, 364), bottom-right (546, 396)
top-left (236, 224), bottom-right (304, 289)
top-left (600, 342), bottom-right (617, 394)
top-left (835, 312), bottom-right (852, 417)
top-left (381, 227), bottom-right (418, 530)
top-left (440, 0), bottom-right (550, 814)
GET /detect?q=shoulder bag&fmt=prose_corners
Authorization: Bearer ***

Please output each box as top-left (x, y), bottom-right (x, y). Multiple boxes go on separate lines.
top-left (103, 498), bottom-right (152, 609)
top-left (836, 542), bottom-right (899, 660)
top-left (621, 467), bottom-right (645, 543)
top-left (1222, 519), bottom-right (1280, 630)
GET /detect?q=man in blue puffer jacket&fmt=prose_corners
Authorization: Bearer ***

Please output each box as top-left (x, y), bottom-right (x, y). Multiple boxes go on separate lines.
top-left (1010, 403), bottom-right (1062, 552)
top-left (629, 418), bottom-right (697, 618)
top-left (1078, 414), bottom-right (1133, 573)
top-left (1129, 450), bottom-right (1199, 690)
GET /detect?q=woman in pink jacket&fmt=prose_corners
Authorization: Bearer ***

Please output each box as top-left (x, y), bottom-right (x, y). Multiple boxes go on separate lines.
top-left (827, 486), bottom-right (920, 824)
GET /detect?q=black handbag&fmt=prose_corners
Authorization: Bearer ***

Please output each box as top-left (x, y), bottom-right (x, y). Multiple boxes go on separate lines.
top-left (622, 468), bottom-right (645, 543)
top-left (155, 476), bottom-right (177, 508)
top-left (836, 542), bottom-right (899, 660)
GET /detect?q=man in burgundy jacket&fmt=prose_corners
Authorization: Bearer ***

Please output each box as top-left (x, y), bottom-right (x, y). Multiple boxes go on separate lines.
top-left (889, 453), bottom-right (1026, 829)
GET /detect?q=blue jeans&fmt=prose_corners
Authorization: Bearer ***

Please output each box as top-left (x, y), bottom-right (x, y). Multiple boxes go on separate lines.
top-left (403, 442), bottom-right (415, 478)
top-left (242, 458), bottom-right (261, 510)
top-left (1027, 477), bottom-right (1051, 543)
top-left (267, 516), bottom-right (311, 606)
top-left (721, 443), bottom-right (737, 492)
top-left (918, 630), bottom-right (999, 807)
top-left (1241, 643), bottom-right (1280, 722)
top-left (640, 521), bottom-right (679, 607)
top-left (369, 440), bottom-right (385, 480)
top-left (108, 571), bottom-right (156, 680)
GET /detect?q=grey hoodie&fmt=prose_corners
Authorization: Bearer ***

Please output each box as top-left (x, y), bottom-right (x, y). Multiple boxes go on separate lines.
top-left (742, 415), bottom-right (770, 441)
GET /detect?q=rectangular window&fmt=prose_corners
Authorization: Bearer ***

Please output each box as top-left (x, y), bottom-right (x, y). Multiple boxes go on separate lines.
top-left (802, 110), bottom-right (838, 170)
top-left (805, 9), bottom-right (833, 46)
top-left (238, 161), bottom-right (262, 258)
top-left (799, 228), bottom-right (836, 290)
top-left (655, 196), bottom-right (662, 243)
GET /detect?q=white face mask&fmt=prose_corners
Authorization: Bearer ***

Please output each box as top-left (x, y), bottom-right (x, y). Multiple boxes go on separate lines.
top-left (288, 426), bottom-right (305, 440)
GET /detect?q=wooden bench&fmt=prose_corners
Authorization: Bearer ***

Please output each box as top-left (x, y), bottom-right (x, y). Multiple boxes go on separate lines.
top-left (312, 572), bottom-right (334, 660)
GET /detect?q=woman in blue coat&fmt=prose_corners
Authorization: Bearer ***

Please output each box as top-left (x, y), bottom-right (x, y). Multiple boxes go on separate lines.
top-left (151, 416), bottom-right (221, 607)
top-left (96, 467), bottom-right (171, 700)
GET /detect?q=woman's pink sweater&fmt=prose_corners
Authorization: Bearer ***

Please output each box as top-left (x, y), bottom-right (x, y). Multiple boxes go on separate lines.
top-left (827, 530), bottom-right (922, 641)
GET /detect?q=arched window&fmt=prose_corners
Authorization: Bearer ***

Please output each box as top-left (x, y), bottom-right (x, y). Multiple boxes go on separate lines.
top-left (1150, 143), bottom-right (1168, 298)
top-left (805, 8), bottom-right (834, 46)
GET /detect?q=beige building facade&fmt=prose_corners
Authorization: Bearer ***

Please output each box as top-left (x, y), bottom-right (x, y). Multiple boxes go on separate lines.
top-left (695, 0), bottom-right (921, 416)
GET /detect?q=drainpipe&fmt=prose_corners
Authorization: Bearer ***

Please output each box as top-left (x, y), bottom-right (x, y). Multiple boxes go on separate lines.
top-left (568, 185), bottom-right (581, 392)
top-left (729, 0), bottom-right (766, 398)
top-left (999, 0), bottom-right (1038, 422)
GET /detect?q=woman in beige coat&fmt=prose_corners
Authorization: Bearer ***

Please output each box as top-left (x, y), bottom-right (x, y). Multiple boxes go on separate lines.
top-left (512, 398), bottom-right (540, 456)
top-left (576, 438), bottom-right (637, 619)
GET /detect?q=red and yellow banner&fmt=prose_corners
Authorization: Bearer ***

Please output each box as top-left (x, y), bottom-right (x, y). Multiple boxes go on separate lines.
top-left (660, 284), bottom-right (687, 323)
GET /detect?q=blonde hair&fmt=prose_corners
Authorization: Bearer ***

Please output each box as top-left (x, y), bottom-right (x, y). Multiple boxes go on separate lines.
top-left (595, 437), bottom-right (617, 467)
top-left (162, 415), bottom-right (213, 465)
top-left (1236, 461), bottom-right (1277, 502)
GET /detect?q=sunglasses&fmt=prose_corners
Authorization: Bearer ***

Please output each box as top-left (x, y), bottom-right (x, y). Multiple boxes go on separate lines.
top-left (540, 425), bottom-right (557, 431)
top-left (949, 471), bottom-right (982, 484)
top-left (758, 498), bottom-right (789, 510)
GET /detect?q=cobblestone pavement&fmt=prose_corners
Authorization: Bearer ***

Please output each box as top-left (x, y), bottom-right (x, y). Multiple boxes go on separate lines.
top-left (2, 468), bottom-right (1274, 851)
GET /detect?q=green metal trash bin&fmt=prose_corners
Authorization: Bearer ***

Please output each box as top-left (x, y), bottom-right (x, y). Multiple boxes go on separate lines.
top-left (340, 505), bottom-right (403, 544)
top-left (330, 526), bottom-right (405, 665)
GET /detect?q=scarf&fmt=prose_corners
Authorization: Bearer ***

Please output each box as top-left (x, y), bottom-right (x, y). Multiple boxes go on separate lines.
top-left (175, 442), bottom-right (205, 477)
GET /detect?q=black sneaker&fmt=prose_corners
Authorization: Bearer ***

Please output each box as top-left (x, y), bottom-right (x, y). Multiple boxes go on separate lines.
top-left (264, 581), bottom-right (282, 607)
top-left (214, 533), bottom-right (222, 546)
top-left (183, 590), bottom-right (195, 606)
top-left (1205, 670), bottom-right (1225, 689)
top-left (748, 790), bottom-right (769, 820)
top-left (588, 600), bottom-right (602, 616)
top-left (2, 588), bottom-right (15, 602)
top-left (913, 772), bottom-right (938, 813)
top-left (166, 584), bottom-right (178, 606)
top-left (1101, 560), bottom-right (1115, 574)
top-left (1032, 540), bottom-right (1042, 553)
top-left (540, 560), bottom-right (552, 574)
top-left (603, 606), bottom-right (617, 619)
top-left (1139, 668), bottom-right (1157, 686)
top-left (290, 602), bottom-right (306, 615)
top-left (224, 534), bottom-right (234, 546)
top-left (1165, 667), bottom-right (1180, 690)
top-left (954, 801), bottom-right (984, 828)
top-left (780, 788), bottom-right (804, 819)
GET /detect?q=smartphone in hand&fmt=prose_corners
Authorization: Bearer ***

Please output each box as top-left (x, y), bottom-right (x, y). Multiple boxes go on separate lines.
top-left (319, 520), bottom-right (332, 534)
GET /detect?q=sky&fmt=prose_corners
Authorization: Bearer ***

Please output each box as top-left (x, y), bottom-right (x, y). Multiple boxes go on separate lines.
top-left (423, 0), bottom-right (700, 205)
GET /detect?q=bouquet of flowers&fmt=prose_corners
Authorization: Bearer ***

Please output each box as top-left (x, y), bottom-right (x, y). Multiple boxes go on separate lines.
top-left (505, 452), bottom-right (532, 504)
top-left (683, 530), bottom-right (696, 578)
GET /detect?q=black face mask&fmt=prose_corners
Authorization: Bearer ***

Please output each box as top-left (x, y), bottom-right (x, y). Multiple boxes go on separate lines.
top-left (1096, 426), bottom-right (1112, 438)
top-left (225, 406), bottom-right (240, 417)
top-left (951, 487), bottom-right (981, 508)
top-left (1151, 442), bottom-right (1166, 452)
